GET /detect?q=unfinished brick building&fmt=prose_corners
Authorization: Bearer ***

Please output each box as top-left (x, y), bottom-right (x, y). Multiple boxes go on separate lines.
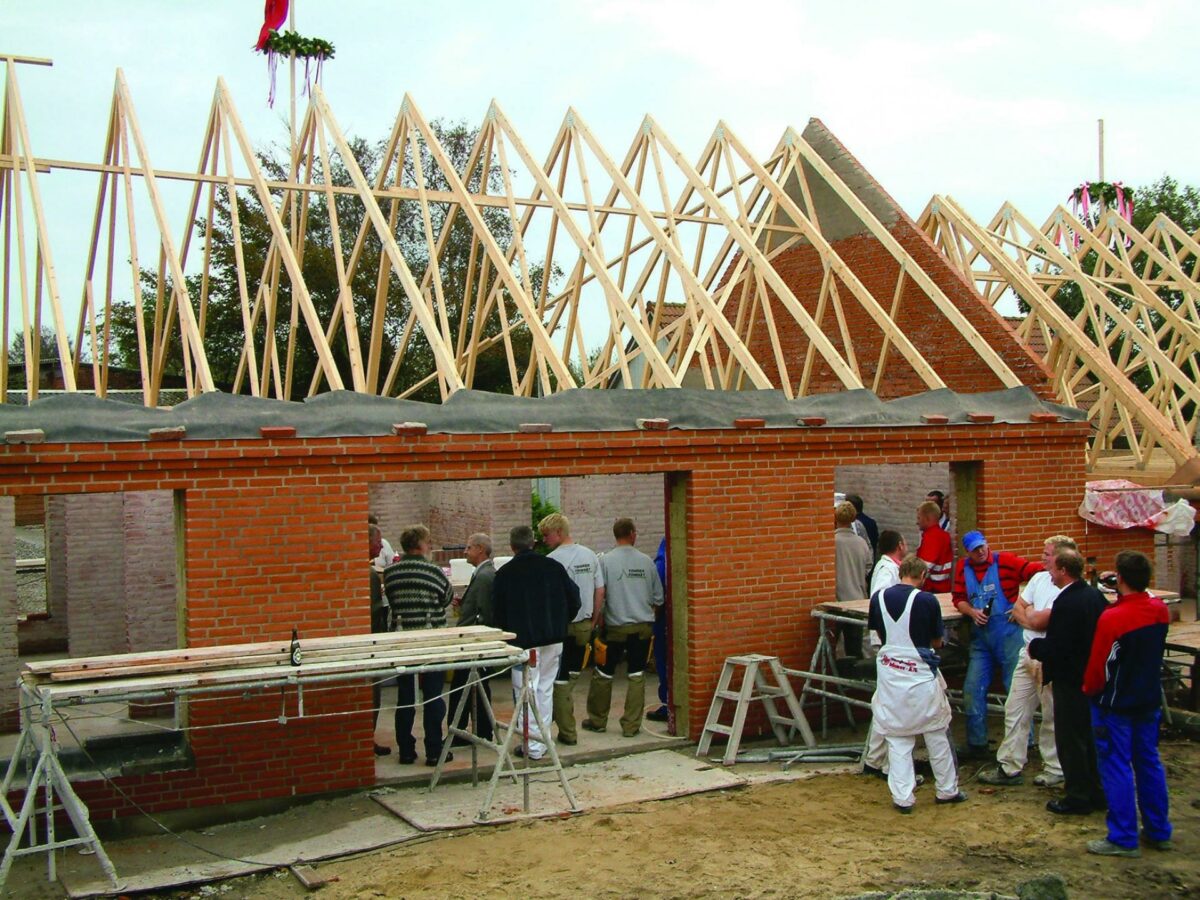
top-left (0, 62), bottom-right (1165, 828)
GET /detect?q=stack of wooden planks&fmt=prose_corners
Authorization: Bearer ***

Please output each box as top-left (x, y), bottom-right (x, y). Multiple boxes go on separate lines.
top-left (21, 626), bottom-right (522, 702)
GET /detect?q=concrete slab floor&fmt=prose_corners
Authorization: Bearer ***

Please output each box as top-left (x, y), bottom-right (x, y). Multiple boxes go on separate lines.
top-left (372, 669), bottom-right (682, 786)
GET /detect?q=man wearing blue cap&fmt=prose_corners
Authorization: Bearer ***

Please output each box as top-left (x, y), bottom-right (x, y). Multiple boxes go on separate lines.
top-left (951, 530), bottom-right (1043, 759)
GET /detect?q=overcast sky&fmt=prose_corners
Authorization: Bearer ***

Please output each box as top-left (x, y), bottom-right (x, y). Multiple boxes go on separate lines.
top-left (2, 0), bottom-right (1196, 344)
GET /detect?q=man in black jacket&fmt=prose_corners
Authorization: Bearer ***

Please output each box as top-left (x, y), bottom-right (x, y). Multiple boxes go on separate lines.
top-left (493, 525), bottom-right (581, 760)
top-left (1028, 548), bottom-right (1108, 815)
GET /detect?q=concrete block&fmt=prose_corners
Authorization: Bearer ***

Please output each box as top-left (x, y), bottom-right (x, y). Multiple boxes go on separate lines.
top-left (636, 418), bottom-right (669, 431)
top-left (392, 422), bottom-right (428, 436)
top-left (5, 429), bottom-right (45, 444)
top-left (518, 423), bottom-right (553, 433)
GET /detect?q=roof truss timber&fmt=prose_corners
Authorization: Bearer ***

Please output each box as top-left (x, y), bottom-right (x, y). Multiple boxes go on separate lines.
top-left (919, 195), bottom-right (1200, 476)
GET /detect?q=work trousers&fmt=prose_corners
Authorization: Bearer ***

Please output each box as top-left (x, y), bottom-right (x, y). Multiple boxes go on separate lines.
top-left (652, 609), bottom-right (669, 706)
top-left (1093, 706), bottom-right (1172, 849)
top-left (395, 670), bottom-right (446, 761)
top-left (586, 622), bottom-right (652, 736)
top-left (994, 647), bottom-right (1060, 777)
top-left (448, 666), bottom-right (493, 743)
top-left (962, 623), bottom-right (1022, 749)
top-left (512, 643), bottom-right (561, 759)
top-left (885, 728), bottom-right (958, 809)
top-left (863, 724), bottom-right (888, 771)
top-left (1051, 680), bottom-right (1105, 811)
top-left (553, 621), bottom-right (594, 743)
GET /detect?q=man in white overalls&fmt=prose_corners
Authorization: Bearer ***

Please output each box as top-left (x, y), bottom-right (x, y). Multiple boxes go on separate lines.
top-left (869, 555), bottom-right (968, 812)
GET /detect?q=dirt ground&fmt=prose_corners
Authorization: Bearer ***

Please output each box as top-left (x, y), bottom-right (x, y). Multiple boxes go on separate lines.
top-left (226, 738), bottom-right (1198, 900)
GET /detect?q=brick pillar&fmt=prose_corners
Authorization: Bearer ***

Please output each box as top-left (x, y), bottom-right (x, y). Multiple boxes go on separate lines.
top-left (0, 497), bottom-right (17, 732)
top-left (123, 491), bottom-right (177, 653)
top-left (123, 491), bottom-right (178, 719)
top-left (64, 493), bottom-right (127, 658)
top-left (43, 496), bottom-right (70, 646)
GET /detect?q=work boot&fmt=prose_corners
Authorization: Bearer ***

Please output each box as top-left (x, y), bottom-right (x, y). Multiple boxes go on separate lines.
top-left (978, 766), bottom-right (1024, 786)
top-left (553, 680), bottom-right (576, 744)
top-left (621, 671), bottom-right (646, 736)
top-left (1087, 839), bottom-right (1140, 858)
top-left (586, 670), bottom-right (613, 731)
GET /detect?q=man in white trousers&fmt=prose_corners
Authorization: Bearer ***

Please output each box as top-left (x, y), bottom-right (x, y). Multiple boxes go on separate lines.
top-left (862, 530), bottom-right (910, 778)
top-left (868, 555), bottom-right (967, 812)
top-left (492, 525), bottom-right (581, 760)
top-left (979, 535), bottom-right (1075, 788)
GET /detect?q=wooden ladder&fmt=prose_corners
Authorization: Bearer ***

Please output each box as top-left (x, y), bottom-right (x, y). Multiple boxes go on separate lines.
top-left (696, 654), bottom-right (815, 765)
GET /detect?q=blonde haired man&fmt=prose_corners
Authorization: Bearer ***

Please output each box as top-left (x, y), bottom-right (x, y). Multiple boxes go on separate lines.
top-left (835, 500), bottom-right (872, 658)
top-left (539, 513), bottom-right (605, 746)
top-left (980, 535), bottom-right (1076, 787)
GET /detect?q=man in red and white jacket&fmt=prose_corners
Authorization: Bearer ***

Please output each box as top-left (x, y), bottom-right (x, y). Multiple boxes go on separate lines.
top-left (915, 501), bottom-right (952, 594)
top-left (1081, 550), bottom-right (1172, 858)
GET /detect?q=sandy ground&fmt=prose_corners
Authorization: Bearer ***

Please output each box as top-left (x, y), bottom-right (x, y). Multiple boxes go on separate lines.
top-left (224, 738), bottom-right (1199, 900)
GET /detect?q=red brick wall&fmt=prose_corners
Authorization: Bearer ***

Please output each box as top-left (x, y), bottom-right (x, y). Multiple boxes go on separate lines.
top-left (0, 420), bottom-right (1150, 822)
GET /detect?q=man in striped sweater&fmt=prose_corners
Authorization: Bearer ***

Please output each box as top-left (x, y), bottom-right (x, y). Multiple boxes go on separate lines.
top-left (951, 530), bottom-right (1042, 759)
top-left (1082, 550), bottom-right (1172, 858)
top-left (383, 524), bottom-right (454, 765)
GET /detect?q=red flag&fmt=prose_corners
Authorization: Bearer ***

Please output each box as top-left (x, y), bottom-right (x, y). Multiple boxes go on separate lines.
top-left (255, 0), bottom-right (289, 51)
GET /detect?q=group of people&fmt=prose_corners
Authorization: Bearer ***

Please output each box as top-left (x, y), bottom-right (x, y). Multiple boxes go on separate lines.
top-left (862, 524), bottom-right (1173, 859)
top-left (368, 514), bottom-right (666, 766)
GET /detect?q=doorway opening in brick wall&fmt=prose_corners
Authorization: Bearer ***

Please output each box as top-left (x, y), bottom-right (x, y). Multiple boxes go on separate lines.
top-left (2, 491), bottom-right (188, 771)
top-left (366, 472), bottom-right (673, 777)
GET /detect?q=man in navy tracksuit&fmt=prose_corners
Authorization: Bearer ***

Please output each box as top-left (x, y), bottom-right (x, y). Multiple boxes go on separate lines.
top-left (1082, 550), bottom-right (1173, 857)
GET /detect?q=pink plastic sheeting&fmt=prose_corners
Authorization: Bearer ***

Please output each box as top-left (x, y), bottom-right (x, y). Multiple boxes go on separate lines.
top-left (1079, 480), bottom-right (1197, 535)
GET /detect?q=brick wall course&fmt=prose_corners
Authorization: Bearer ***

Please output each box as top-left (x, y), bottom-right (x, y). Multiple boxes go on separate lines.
top-left (0, 419), bottom-right (1153, 824)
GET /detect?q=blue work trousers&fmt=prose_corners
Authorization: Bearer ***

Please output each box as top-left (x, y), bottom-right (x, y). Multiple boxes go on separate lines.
top-left (395, 670), bottom-right (446, 761)
top-left (653, 612), bottom-right (668, 705)
top-left (962, 623), bottom-right (1022, 748)
top-left (1093, 706), bottom-right (1172, 849)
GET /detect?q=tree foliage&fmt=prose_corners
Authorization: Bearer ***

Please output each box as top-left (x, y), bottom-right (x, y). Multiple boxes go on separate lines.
top-left (104, 121), bottom-right (543, 402)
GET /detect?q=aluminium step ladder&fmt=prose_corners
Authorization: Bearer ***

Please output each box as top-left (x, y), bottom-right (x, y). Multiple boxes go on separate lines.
top-left (696, 654), bottom-right (815, 765)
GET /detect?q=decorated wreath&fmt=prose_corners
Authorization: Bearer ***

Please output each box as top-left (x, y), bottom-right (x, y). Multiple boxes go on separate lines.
top-left (253, 1), bottom-right (335, 107)
top-left (1069, 180), bottom-right (1135, 224)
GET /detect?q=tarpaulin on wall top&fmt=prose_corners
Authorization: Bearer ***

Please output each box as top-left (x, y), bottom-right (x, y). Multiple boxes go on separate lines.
top-left (0, 386), bottom-right (1084, 444)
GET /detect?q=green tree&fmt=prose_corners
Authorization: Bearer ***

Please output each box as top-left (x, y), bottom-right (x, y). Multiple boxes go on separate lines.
top-left (6, 326), bottom-right (64, 387)
top-left (105, 121), bottom-right (548, 401)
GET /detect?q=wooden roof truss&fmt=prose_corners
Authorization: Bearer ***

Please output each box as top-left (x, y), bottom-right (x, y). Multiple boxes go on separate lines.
top-left (920, 195), bottom-right (1200, 473)
top-left (0, 60), bottom-right (1031, 407)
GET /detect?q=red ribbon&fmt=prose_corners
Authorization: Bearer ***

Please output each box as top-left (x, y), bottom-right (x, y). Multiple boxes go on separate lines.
top-left (255, 0), bottom-right (289, 51)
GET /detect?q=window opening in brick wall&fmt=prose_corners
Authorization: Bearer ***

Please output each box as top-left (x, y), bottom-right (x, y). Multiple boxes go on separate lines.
top-left (366, 473), bottom-right (671, 777)
top-left (2, 491), bottom-right (188, 773)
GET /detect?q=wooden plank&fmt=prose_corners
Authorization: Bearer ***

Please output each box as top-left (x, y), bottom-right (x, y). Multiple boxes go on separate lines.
top-left (45, 640), bottom-right (516, 682)
top-left (31, 645), bottom-right (528, 702)
top-left (23, 626), bottom-right (512, 674)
